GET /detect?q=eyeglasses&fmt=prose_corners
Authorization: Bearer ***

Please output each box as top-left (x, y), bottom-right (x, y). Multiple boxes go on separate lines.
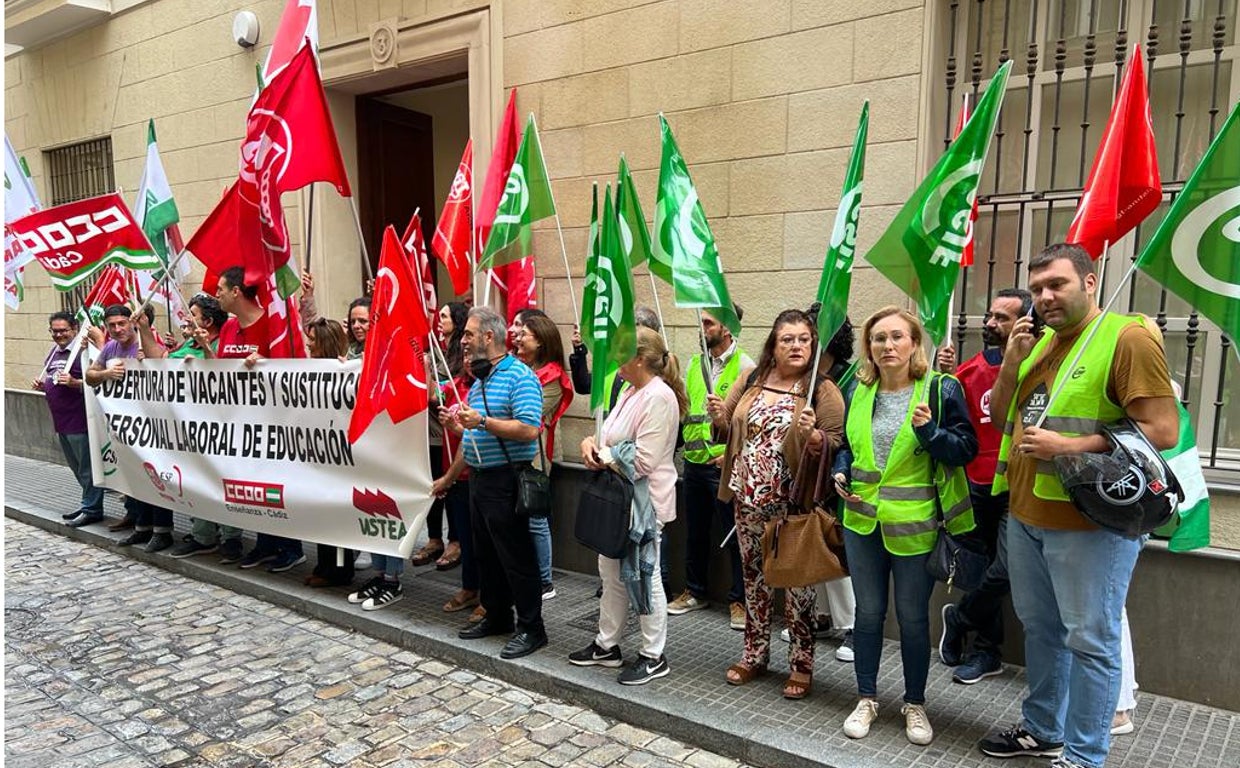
top-left (869, 331), bottom-right (910, 345)
top-left (48, 327), bottom-right (73, 335)
top-left (777, 334), bottom-right (813, 347)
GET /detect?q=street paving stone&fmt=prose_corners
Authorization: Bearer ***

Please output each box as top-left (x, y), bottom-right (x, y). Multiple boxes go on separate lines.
top-left (4, 519), bottom-right (751, 768)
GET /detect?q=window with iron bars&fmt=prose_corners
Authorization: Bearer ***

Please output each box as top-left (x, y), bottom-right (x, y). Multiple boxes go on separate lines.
top-left (943, 0), bottom-right (1239, 479)
top-left (43, 137), bottom-right (115, 315)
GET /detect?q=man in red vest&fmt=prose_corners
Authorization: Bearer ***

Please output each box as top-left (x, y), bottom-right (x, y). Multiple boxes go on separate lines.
top-left (935, 288), bottom-right (1032, 685)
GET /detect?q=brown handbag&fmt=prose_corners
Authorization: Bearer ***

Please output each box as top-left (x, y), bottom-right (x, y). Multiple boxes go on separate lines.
top-left (761, 430), bottom-right (849, 588)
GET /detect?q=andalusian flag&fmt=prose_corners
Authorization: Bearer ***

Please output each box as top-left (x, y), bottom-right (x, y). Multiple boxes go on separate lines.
top-left (134, 120), bottom-right (182, 268)
top-left (653, 114), bottom-right (740, 335)
top-left (1155, 401), bottom-right (1211, 551)
top-left (585, 185), bottom-right (636, 412)
top-left (477, 114), bottom-right (556, 271)
top-left (816, 102), bottom-right (868, 345)
top-left (865, 61), bottom-right (1011, 345)
top-left (5, 135), bottom-right (40, 310)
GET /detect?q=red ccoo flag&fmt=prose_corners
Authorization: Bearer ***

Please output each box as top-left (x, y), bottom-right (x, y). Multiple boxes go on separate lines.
top-left (953, 94), bottom-right (979, 268)
top-left (475, 89), bottom-right (534, 316)
top-left (189, 44), bottom-right (351, 297)
top-left (432, 140), bottom-right (474, 296)
top-left (349, 225), bottom-right (429, 443)
top-left (1066, 43), bottom-right (1162, 259)
top-left (402, 212), bottom-right (438, 341)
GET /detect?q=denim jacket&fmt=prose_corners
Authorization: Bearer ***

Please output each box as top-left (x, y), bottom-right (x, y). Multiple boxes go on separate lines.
top-left (609, 440), bottom-right (658, 615)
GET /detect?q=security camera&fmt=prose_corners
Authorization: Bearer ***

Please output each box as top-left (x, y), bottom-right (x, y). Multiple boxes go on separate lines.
top-left (233, 11), bottom-right (260, 49)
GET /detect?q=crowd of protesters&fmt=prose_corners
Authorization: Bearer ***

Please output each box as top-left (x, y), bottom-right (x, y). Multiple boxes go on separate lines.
top-left (37, 242), bottom-right (1180, 768)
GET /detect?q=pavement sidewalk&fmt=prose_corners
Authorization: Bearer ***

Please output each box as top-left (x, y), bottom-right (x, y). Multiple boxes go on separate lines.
top-left (7, 453), bottom-right (1239, 768)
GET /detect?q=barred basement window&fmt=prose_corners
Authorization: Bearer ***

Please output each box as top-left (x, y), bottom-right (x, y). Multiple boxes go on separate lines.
top-left (44, 137), bottom-right (115, 315)
top-left (941, 0), bottom-right (1240, 479)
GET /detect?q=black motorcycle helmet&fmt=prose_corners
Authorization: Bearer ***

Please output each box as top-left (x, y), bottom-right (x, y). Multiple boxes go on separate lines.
top-left (1053, 419), bottom-right (1182, 537)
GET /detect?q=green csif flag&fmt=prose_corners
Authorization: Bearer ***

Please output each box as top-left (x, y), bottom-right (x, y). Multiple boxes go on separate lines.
top-left (586, 184), bottom-right (637, 412)
top-left (478, 114), bottom-right (557, 271)
top-left (865, 61), bottom-right (1011, 345)
top-left (653, 114), bottom-right (740, 335)
top-left (616, 154), bottom-right (667, 279)
top-left (816, 101), bottom-right (868, 345)
top-left (579, 183), bottom-right (601, 336)
top-left (1137, 100), bottom-right (1240, 345)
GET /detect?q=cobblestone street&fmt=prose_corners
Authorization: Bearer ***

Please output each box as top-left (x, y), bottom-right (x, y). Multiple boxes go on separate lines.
top-left (4, 519), bottom-right (748, 768)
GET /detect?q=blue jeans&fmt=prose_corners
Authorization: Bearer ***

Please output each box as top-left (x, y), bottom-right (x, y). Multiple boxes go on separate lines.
top-left (1007, 518), bottom-right (1141, 768)
top-left (529, 514), bottom-right (553, 585)
top-left (371, 553), bottom-right (405, 579)
top-left (844, 526), bottom-right (936, 704)
top-left (58, 432), bottom-right (103, 516)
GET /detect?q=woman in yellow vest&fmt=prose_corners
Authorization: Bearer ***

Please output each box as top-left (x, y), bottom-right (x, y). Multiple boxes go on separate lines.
top-left (707, 309), bottom-right (845, 700)
top-left (833, 307), bottom-right (977, 746)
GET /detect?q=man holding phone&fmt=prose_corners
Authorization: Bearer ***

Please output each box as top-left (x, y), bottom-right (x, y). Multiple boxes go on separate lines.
top-left (935, 288), bottom-right (1032, 684)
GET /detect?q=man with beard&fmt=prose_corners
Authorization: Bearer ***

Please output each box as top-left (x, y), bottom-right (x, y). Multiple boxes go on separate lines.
top-left (441, 306), bottom-right (547, 659)
top-left (935, 288), bottom-right (1031, 684)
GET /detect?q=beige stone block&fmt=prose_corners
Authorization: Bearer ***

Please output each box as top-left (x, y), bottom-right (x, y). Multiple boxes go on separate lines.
top-left (6, 57), bottom-right (23, 88)
top-left (728, 149), bottom-right (850, 217)
top-left (540, 127), bottom-right (584, 179)
top-left (713, 214), bottom-right (784, 273)
top-left (627, 47), bottom-right (731, 118)
top-left (633, 159), bottom-right (730, 218)
top-left (505, 23), bottom-right (585, 86)
top-left (782, 204), bottom-right (901, 272)
top-left (544, 176), bottom-right (599, 229)
top-left (863, 140), bottom-right (919, 206)
top-left (847, 264), bottom-right (912, 321)
top-left (791, 0), bottom-right (922, 30)
top-left (425, 0), bottom-right (487, 20)
top-left (787, 75), bottom-right (920, 153)
top-left (679, 0), bottom-right (791, 52)
top-left (581, 117), bottom-right (661, 176)
top-left (731, 24), bottom-right (853, 101)
top-left (326, 0), bottom-right (362, 38)
top-left (539, 68), bottom-right (629, 129)
top-left (665, 98), bottom-right (786, 164)
top-left (502, 0), bottom-right (546, 36)
top-left (853, 8), bottom-right (924, 83)
top-left (581, 1), bottom-right (679, 71)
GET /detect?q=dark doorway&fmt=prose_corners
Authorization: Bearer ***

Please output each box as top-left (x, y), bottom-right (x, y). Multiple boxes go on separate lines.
top-left (355, 98), bottom-right (436, 278)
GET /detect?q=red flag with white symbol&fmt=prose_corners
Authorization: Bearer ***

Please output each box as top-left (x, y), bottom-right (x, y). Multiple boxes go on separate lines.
top-left (432, 140), bottom-right (474, 296)
top-left (1066, 44), bottom-right (1162, 259)
top-left (402, 212), bottom-right (439, 341)
top-left (263, 0), bottom-right (318, 83)
top-left (78, 264), bottom-right (133, 324)
top-left (349, 225), bottom-right (428, 443)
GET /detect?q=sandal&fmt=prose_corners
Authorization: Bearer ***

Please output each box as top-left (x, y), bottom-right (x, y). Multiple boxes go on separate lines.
top-left (442, 589), bottom-right (479, 613)
top-left (411, 541), bottom-right (444, 567)
top-left (435, 543), bottom-right (462, 571)
top-left (783, 673), bottom-right (812, 700)
top-left (725, 662), bottom-right (767, 686)
top-left (467, 605), bottom-right (487, 624)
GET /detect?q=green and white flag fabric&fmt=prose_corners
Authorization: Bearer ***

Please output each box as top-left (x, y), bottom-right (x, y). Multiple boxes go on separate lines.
top-left (616, 154), bottom-right (666, 279)
top-left (653, 114), bottom-right (740, 335)
top-left (580, 184), bottom-right (601, 336)
top-left (865, 61), bottom-right (1012, 345)
top-left (1155, 401), bottom-right (1211, 551)
top-left (1137, 100), bottom-right (1240, 343)
top-left (585, 185), bottom-right (636, 412)
top-left (478, 114), bottom-right (556, 271)
top-left (816, 102), bottom-right (868, 345)
top-left (134, 120), bottom-right (183, 269)
top-left (5, 134), bottom-right (41, 310)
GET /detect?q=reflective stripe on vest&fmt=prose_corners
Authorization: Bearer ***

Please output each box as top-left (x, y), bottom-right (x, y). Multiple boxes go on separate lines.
top-left (843, 372), bottom-right (975, 556)
top-left (683, 350), bottom-right (744, 464)
top-left (992, 313), bottom-right (1136, 499)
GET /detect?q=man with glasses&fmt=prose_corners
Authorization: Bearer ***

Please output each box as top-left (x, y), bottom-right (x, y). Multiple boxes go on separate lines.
top-left (34, 312), bottom-right (105, 527)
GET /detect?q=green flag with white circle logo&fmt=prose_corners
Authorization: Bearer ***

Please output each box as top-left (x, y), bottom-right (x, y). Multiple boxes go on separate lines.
top-left (585, 184), bottom-right (636, 412)
top-left (478, 114), bottom-right (556, 271)
top-left (816, 102), bottom-right (868, 346)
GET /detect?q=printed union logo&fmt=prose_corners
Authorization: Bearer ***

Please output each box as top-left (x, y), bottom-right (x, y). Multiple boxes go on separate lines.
top-left (1071, 366), bottom-right (1087, 379)
top-left (353, 488), bottom-right (402, 520)
top-left (223, 479), bottom-right (285, 508)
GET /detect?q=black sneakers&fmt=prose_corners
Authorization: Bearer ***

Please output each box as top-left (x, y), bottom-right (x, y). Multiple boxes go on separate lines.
top-left (568, 641), bottom-right (623, 668)
top-left (617, 654), bottom-right (669, 686)
top-left (978, 726), bottom-right (1065, 758)
top-left (940, 603), bottom-right (966, 666)
top-left (348, 576), bottom-right (386, 605)
top-left (361, 581), bottom-right (403, 611)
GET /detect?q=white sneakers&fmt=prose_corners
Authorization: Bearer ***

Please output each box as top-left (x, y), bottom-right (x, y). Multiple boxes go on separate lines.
top-left (843, 699), bottom-right (879, 738)
top-left (843, 699), bottom-right (934, 745)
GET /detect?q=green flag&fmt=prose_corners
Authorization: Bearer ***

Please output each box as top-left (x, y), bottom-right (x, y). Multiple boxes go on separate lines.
top-left (478, 114), bottom-right (557, 270)
top-left (579, 183), bottom-right (601, 336)
top-left (816, 102), bottom-right (868, 345)
top-left (587, 184), bottom-right (637, 412)
top-left (134, 120), bottom-right (182, 269)
top-left (1154, 401), bottom-right (1211, 551)
top-left (865, 61), bottom-right (1011, 345)
top-left (1137, 101), bottom-right (1240, 343)
top-left (653, 114), bottom-right (740, 335)
top-left (616, 154), bottom-right (666, 280)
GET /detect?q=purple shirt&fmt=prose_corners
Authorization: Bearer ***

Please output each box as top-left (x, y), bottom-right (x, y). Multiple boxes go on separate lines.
top-left (41, 344), bottom-right (87, 434)
top-left (98, 337), bottom-right (139, 366)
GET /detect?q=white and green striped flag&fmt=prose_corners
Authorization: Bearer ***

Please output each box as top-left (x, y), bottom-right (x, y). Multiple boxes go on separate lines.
top-left (133, 120), bottom-right (189, 322)
top-left (1156, 401), bottom-right (1211, 551)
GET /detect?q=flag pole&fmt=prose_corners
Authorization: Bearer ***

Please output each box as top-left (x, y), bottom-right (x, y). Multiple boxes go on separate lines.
top-left (304, 184), bottom-right (315, 272)
top-left (347, 198), bottom-right (375, 285)
top-left (648, 270), bottom-right (669, 349)
top-left (1095, 238), bottom-right (1110, 299)
top-left (694, 309), bottom-right (714, 392)
top-left (552, 212), bottom-right (579, 324)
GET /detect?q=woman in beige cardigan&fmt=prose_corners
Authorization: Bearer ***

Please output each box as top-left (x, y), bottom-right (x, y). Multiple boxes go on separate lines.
top-left (706, 308), bottom-right (845, 699)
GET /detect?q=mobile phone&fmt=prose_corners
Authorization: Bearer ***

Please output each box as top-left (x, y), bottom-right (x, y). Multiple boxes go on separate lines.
top-left (836, 477), bottom-right (852, 495)
top-left (1027, 305), bottom-right (1044, 335)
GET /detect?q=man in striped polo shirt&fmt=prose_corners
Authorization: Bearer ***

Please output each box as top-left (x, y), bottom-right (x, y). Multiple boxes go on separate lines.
top-left (444, 306), bottom-right (547, 659)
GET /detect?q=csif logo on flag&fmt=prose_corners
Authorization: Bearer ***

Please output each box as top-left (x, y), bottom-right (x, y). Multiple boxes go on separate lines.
top-left (353, 488), bottom-right (408, 539)
top-left (1170, 185), bottom-right (1240, 298)
top-left (494, 163), bottom-right (529, 225)
top-left (588, 256), bottom-right (626, 340)
top-left (918, 159), bottom-right (985, 268)
top-left (830, 183), bottom-right (864, 271)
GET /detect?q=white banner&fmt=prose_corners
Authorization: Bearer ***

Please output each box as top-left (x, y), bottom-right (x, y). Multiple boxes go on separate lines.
top-left (85, 357), bottom-right (433, 557)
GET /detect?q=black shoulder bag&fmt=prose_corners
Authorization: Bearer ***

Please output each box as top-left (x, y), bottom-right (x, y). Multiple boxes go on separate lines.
top-left (923, 374), bottom-right (988, 594)
top-left (479, 374), bottom-right (552, 519)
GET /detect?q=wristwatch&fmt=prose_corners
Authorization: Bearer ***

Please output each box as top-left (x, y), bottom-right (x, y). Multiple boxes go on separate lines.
top-left (478, 414), bottom-right (488, 431)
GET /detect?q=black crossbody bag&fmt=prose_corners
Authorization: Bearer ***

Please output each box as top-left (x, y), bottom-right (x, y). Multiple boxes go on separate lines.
top-left (479, 375), bottom-right (552, 519)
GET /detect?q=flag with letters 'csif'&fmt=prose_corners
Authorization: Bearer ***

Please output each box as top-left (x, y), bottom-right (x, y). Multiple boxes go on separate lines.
top-left (583, 185), bottom-right (636, 413)
top-left (815, 101), bottom-right (867, 345)
top-left (865, 61), bottom-right (1011, 346)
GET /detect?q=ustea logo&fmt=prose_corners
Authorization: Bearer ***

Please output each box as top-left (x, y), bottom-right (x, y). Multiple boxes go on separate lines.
top-left (223, 479), bottom-right (285, 508)
top-left (354, 488), bottom-right (407, 540)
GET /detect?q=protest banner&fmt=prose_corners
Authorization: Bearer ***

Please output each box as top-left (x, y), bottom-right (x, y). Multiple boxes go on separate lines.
top-left (85, 357), bottom-right (433, 556)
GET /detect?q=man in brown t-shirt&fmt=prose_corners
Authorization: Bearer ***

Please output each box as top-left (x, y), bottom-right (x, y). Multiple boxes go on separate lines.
top-left (978, 244), bottom-right (1178, 768)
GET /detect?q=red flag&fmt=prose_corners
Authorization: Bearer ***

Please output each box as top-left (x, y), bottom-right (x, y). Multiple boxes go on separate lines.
top-left (432, 140), bottom-right (474, 296)
top-left (476, 90), bottom-right (520, 243)
top-left (401, 213), bottom-right (438, 341)
top-left (188, 45), bottom-right (350, 295)
top-left (499, 257), bottom-right (537, 323)
top-left (260, 273), bottom-right (307, 358)
top-left (954, 94), bottom-right (979, 268)
top-left (80, 264), bottom-right (132, 319)
top-left (349, 226), bottom-right (428, 443)
top-left (263, 0), bottom-right (318, 82)
top-left (1066, 44), bottom-right (1161, 259)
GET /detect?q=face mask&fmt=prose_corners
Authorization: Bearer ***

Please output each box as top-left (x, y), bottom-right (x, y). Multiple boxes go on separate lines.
top-left (469, 357), bottom-right (494, 380)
